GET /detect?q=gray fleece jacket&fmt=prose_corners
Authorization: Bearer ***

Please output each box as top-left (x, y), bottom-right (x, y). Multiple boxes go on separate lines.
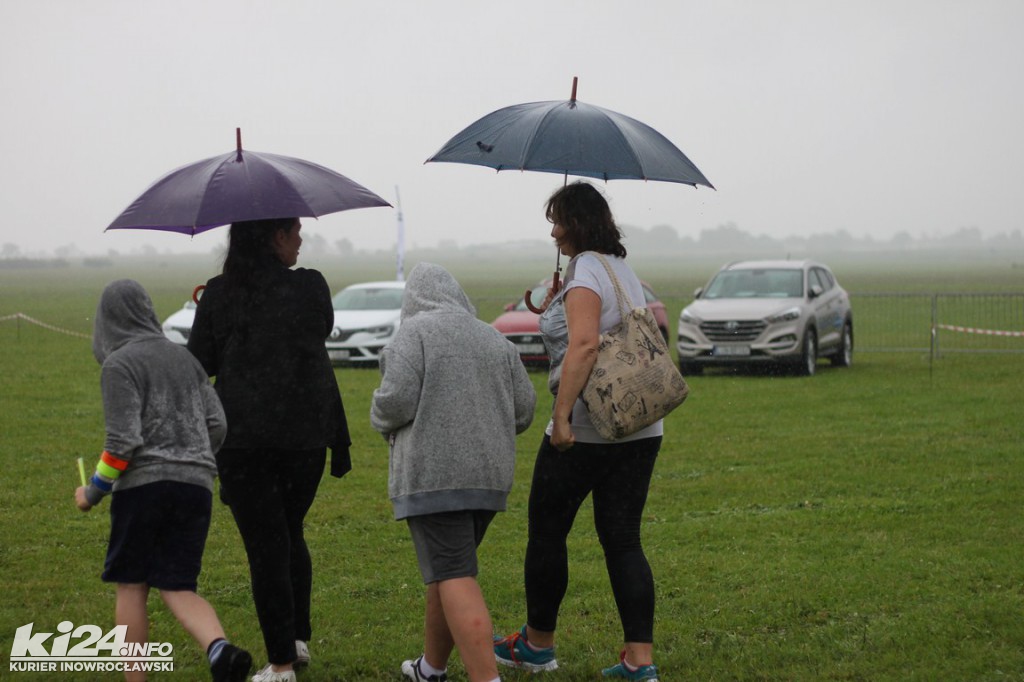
top-left (85, 279), bottom-right (225, 505)
top-left (370, 263), bottom-right (536, 520)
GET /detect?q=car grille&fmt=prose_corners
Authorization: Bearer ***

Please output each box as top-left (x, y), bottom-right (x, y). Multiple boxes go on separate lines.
top-left (700, 320), bottom-right (765, 342)
top-left (506, 334), bottom-right (543, 344)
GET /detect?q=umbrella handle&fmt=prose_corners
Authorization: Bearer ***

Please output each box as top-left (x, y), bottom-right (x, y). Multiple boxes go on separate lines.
top-left (523, 271), bottom-right (561, 314)
top-left (192, 285), bottom-right (206, 305)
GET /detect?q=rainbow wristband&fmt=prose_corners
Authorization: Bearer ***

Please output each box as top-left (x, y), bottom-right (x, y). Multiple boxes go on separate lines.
top-left (89, 451), bottom-right (129, 496)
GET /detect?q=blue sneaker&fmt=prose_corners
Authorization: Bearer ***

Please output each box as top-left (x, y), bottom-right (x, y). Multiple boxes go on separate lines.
top-left (493, 626), bottom-right (558, 672)
top-left (602, 651), bottom-right (659, 681)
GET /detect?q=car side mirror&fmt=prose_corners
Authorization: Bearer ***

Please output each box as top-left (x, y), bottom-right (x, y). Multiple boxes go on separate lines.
top-left (809, 284), bottom-right (823, 299)
top-left (693, 286), bottom-right (704, 299)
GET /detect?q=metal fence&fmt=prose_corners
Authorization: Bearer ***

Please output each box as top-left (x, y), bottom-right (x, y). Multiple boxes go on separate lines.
top-left (851, 292), bottom-right (1024, 355)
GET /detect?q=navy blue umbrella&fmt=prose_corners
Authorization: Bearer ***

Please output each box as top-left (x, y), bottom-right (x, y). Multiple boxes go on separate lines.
top-left (107, 129), bottom-right (390, 236)
top-left (426, 78), bottom-right (713, 188)
top-left (427, 78), bottom-right (713, 309)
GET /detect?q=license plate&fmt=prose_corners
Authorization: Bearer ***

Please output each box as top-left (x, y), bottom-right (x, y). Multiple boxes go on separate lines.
top-left (328, 349), bottom-right (351, 360)
top-left (516, 343), bottom-right (545, 355)
top-left (713, 345), bottom-right (750, 357)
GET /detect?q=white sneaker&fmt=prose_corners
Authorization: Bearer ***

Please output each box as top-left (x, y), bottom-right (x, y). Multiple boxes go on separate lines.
top-left (401, 656), bottom-right (448, 682)
top-left (294, 641), bottom-right (310, 667)
top-left (251, 663), bottom-right (296, 682)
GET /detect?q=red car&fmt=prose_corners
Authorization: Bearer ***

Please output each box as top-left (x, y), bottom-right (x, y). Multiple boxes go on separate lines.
top-left (492, 281), bottom-right (670, 366)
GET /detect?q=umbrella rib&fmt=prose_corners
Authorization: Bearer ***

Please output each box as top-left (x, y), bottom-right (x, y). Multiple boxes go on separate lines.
top-left (590, 106), bottom-right (647, 181)
top-left (522, 102), bottom-right (572, 173)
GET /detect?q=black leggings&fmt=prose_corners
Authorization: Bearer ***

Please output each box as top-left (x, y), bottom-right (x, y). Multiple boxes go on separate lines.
top-left (216, 447), bottom-right (326, 664)
top-left (525, 435), bottom-right (661, 643)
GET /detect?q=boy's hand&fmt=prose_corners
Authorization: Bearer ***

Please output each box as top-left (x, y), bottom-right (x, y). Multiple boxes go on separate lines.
top-left (74, 486), bottom-right (93, 512)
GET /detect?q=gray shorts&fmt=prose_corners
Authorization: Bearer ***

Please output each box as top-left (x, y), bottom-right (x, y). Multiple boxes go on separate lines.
top-left (406, 510), bottom-right (497, 584)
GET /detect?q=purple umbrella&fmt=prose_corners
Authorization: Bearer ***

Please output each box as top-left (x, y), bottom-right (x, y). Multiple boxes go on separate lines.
top-left (106, 129), bottom-right (390, 236)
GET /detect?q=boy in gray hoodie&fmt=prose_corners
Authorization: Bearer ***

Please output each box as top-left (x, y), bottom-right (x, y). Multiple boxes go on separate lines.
top-left (371, 263), bottom-right (536, 682)
top-left (74, 279), bottom-right (252, 682)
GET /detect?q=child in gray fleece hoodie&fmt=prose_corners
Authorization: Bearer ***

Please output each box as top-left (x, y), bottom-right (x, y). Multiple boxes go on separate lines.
top-left (74, 279), bottom-right (251, 682)
top-left (371, 263), bottom-right (536, 682)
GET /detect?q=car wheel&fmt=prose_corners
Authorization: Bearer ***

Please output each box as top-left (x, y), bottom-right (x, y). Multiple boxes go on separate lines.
top-left (679, 360), bottom-right (704, 375)
top-left (831, 321), bottom-right (853, 367)
top-left (797, 327), bottom-right (817, 376)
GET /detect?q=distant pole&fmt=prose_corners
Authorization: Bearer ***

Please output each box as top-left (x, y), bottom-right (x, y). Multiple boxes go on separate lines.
top-left (395, 186), bottom-right (405, 282)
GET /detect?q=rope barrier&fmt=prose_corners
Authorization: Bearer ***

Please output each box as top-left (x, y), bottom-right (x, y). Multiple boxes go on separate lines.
top-left (3, 316), bottom-right (1021, 343)
top-left (936, 324), bottom-right (1024, 338)
top-left (0, 313), bottom-right (92, 340)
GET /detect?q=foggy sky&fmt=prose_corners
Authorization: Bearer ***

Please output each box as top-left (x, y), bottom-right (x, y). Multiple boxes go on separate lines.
top-left (2, 0), bottom-right (1022, 258)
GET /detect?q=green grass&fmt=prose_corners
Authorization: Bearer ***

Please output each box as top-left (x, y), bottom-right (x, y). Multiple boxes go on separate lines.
top-left (1, 258), bottom-right (1023, 681)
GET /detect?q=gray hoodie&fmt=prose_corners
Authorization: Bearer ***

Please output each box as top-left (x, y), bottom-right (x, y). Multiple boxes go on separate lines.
top-left (370, 263), bottom-right (536, 520)
top-left (85, 280), bottom-right (225, 505)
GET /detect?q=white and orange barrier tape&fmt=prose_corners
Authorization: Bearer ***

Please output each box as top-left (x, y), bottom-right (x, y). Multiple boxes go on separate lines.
top-left (0, 313), bottom-right (92, 339)
top-left (937, 324), bottom-right (1024, 338)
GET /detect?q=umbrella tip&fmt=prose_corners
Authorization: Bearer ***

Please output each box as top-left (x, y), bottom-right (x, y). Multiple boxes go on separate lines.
top-left (236, 128), bottom-right (242, 161)
top-left (570, 76), bottom-right (578, 102)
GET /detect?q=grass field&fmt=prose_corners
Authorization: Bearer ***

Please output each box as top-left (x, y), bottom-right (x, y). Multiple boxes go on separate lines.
top-left (1, 256), bottom-right (1023, 681)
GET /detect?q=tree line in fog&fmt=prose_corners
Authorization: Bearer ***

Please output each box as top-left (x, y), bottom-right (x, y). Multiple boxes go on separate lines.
top-left (2, 222), bottom-right (1022, 265)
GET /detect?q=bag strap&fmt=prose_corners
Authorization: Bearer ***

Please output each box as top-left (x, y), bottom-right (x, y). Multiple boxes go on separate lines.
top-left (588, 252), bottom-right (635, 319)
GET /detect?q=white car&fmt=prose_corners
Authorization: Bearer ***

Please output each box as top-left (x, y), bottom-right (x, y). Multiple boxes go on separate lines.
top-left (159, 280), bottom-right (407, 365)
top-left (161, 300), bottom-right (196, 345)
top-left (326, 280), bottom-right (406, 364)
top-left (677, 260), bottom-right (853, 376)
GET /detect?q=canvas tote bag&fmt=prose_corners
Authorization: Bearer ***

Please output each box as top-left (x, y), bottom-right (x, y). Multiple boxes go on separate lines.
top-left (580, 254), bottom-right (690, 440)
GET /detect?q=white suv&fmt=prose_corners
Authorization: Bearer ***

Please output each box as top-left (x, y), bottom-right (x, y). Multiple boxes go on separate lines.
top-left (677, 260), bottom-right (853, 376)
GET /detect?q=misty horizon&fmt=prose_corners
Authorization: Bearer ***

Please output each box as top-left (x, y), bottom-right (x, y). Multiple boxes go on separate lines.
top-left (4, 221), bottom-right (1022, 263)
top-left (3, 1), bottom-right (1023, 267)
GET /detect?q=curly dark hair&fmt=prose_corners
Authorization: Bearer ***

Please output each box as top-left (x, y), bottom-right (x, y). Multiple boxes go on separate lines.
top-left (545, 181), bottom-right (626, 258)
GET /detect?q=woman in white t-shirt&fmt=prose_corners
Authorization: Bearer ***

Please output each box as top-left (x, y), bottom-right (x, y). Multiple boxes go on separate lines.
top-left (494, 182), bottom-right (662, 681)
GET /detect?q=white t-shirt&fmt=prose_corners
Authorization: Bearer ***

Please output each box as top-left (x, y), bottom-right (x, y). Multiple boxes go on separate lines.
top-left (539, 252), bottom-right (664, 444)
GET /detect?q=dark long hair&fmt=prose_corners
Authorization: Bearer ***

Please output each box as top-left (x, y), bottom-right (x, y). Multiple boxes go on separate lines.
top-left (219, 218), bottom-right (297, 331)
top-left (545, 181), bottom-right (627, 258)
top-left (222, 218), bottom-right (297, 290)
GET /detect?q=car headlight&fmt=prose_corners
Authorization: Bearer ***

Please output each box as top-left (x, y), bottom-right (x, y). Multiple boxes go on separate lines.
top-left (767, 307), bottom-right (802, 324)
top-left (679, 310), bottom-right (700, 325)
top-left (366, 325), bottom-right (395, 338)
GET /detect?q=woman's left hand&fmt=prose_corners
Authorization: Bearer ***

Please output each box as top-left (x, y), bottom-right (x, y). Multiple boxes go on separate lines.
top-left (550, 417), bottom-right (575, 451)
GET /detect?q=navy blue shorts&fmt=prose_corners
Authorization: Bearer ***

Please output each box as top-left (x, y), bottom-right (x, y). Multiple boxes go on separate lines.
top-left (406, 510), bottom-right (496, 584)
top-left (102, 481), bottom-right (212, 591)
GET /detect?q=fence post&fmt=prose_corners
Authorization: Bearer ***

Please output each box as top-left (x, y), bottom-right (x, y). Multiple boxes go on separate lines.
top-left (931, 294), bottom-right (939, 359)
top-left (929, 322), bottom-right (935, 381)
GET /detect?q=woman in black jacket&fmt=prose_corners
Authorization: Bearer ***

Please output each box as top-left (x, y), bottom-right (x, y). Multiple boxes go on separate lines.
top-left (188, 218), bottom-right (350, 682)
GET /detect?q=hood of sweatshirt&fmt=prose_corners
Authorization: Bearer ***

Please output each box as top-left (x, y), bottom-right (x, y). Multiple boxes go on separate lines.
top-left (92, 279), bottom-right (166, 364)
top-left (400, 262), bottom-right (476, 321)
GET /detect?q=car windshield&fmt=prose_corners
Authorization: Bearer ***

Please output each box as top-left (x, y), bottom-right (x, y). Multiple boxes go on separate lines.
top-left (332, 287), bottom-right (404, 311)
top-left (704, 269), bottom-right (804, 299)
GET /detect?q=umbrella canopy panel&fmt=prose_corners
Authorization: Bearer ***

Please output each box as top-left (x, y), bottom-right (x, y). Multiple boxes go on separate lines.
top-left (107, 149), bottom-right (390, 235)
top-left (427, 99), bottom-right (714, 189)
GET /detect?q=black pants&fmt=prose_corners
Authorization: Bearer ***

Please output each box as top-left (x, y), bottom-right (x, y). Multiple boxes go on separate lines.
top-left (525, 435), bottom-right (661, 643)
top-left (217, 447), bottom-right (326, 664)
